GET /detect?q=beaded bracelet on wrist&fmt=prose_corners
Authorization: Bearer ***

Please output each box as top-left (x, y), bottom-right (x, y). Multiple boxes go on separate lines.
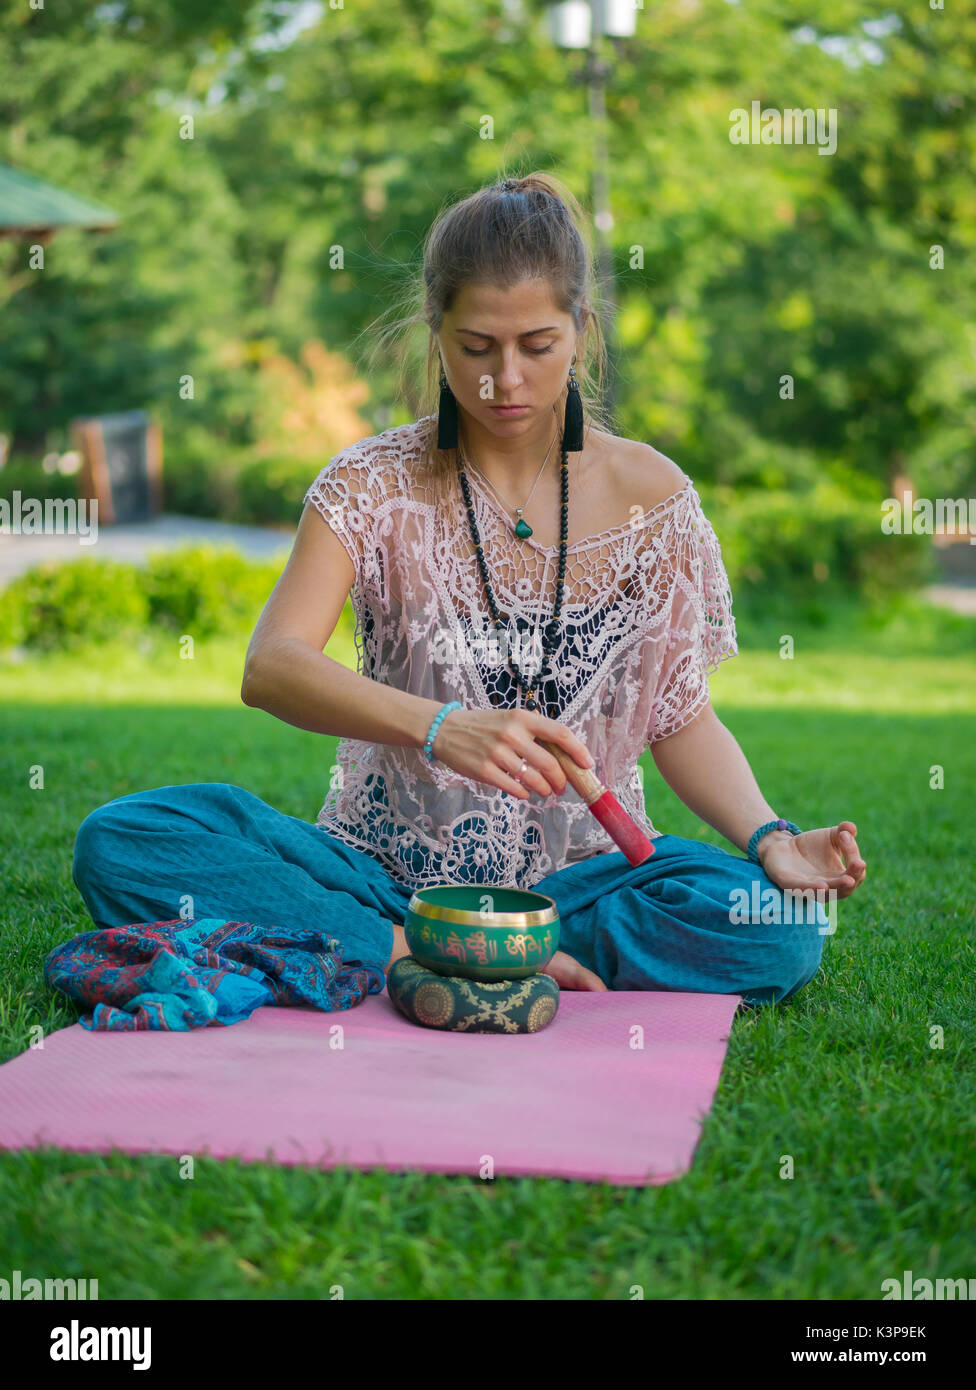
top-left (747, 818), bottom-right (802, 864)
top-left (423, 701), bottom-right (463, 762)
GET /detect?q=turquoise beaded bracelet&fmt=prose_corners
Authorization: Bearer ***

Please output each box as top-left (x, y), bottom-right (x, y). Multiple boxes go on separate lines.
top-left (423, 701), bottom-right (462, 762)
top-left (747, 818), bottom-right (802, 863)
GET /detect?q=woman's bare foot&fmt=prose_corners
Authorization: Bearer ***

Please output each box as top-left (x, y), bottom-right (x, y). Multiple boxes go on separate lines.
top-left (540, 950), bottom-right (608, 991)
top-left (386, 922), bottom-right (412, 972)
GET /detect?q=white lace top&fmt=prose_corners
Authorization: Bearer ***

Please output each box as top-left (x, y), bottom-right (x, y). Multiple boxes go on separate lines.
top-left (303, 415), bottom-right (738, 890)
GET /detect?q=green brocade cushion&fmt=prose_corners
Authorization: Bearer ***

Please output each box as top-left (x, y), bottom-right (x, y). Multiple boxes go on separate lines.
top-left (387, 956), bottom-right (560, 1034)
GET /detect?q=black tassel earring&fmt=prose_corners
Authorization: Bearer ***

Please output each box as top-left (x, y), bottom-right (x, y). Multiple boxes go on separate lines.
top-left (437, 362), bottom-right (459, 450)
top-left (563, 355), bottom-right (584, 453)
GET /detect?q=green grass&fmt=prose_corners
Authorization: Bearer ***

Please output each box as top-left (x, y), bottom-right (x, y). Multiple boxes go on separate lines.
top-left (0, 593), bottom-right (974, 1299)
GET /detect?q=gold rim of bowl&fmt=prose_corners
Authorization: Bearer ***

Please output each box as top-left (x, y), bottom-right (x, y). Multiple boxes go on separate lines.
top-left (406, 888), bottom-right (558, 930)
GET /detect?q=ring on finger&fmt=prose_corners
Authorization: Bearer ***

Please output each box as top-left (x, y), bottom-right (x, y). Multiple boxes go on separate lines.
top-left (513, 756), bottom-right (529, 785)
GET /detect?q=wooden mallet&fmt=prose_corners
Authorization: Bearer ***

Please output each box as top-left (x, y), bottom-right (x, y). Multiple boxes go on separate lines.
top-left (538, 739), bottom-right (655, 866)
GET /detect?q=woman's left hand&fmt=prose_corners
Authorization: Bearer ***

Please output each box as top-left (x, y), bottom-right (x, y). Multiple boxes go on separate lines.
top-left (759, 821), bottom-right (866, 899)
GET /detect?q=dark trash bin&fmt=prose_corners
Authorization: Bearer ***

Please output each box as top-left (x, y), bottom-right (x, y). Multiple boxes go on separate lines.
top-left (70, 410), bottom-right (162, 525)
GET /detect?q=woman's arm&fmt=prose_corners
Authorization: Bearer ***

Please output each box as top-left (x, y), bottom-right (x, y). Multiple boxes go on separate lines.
top-left (650, 702), bottom-right (867, 894)
top-left (642, 482), bottom-right (865, 895)
top-left (241, 504), bottom-right (443, 748)
top-left (244, 638), bottom-right (444, 748)
top-left (649, 702), bottom-right (790, 861)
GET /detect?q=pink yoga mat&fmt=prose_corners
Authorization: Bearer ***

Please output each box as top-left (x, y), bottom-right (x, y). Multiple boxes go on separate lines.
top-left (0, 991), bottom-right (740, 1185)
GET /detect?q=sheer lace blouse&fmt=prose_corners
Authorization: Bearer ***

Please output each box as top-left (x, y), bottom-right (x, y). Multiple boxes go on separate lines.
top-left (302, 415), bottom-right (738, 890)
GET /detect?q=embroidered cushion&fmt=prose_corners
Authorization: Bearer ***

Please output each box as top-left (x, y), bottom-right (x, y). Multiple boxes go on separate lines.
top-left (387, 955), bottom-right (560, 1034)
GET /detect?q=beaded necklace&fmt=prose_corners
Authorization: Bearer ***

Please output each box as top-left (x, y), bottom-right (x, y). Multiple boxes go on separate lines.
top-left (455, 434), bottom-right (569, 714)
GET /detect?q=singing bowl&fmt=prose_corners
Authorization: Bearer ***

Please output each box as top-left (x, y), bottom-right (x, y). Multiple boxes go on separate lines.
top-left (404, 885), bottom-right (560, 982)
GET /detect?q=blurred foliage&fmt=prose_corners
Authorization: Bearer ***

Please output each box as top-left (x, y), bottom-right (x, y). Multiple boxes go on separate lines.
top-left (0, 557), bottom-right (149, 651)
top-left (142, 546), bottom-right (287, 636)
top-left (702, 480), bottom-right (936, 615)
top-left (0, 544), bottom-right (336, 651)
top-left (245, 340), bottom-right (372, 465)
top-left (0, 456), bottom-right (81, 504)
top-left (0, 0), bottom-right (974, 540)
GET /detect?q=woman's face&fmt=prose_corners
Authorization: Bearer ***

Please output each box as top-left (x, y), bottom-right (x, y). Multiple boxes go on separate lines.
top-left (437, 278), bottom-right (582, 437)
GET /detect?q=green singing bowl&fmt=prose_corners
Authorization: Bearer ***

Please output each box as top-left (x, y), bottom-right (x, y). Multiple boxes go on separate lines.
top-left (404, 886), bottom-right (560, 982)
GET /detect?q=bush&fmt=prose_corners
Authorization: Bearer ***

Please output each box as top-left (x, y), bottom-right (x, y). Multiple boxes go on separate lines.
top-left (0, 547), bottom-right (289, 653)
top-left (142, 546), bottom-right (284, 637)
top-left (0, 544), bottom-right (361, 655)
top-left (161, 444), bottom-right (319, 527)
top-left (0, 557), bottom-right (148, 652)
top-left (233, 455), bottom-right (319, 526)
top-left (158, 426), bottom-right (243, 520)
top-left (702, 481), bottom-right (936, 611)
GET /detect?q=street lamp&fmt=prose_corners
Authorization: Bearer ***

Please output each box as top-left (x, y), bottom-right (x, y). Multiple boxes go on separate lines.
top-left (546, 1), bottom-right (638, 46)
top-left (545, 2), bottom-right (636, 425)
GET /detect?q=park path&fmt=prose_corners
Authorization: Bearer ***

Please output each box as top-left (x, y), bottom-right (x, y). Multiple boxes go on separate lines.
top-left (923, 583), bottom-right (976, 616)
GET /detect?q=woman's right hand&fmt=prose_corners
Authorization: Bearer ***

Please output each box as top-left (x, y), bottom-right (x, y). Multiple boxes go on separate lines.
top-left (427, 707), bottom-right (595, 800)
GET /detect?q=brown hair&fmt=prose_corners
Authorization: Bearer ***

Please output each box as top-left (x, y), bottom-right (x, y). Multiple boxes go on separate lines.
top-left (358, 170), bottom-right (612, 497)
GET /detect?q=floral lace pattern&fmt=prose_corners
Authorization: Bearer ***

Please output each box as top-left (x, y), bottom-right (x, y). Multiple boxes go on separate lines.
top-left (302, 416), bottom-right (738, 889)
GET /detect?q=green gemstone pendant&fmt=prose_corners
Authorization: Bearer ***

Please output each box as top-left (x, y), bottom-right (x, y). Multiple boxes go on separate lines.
top-left (514, 513), bottom-right (533, 539)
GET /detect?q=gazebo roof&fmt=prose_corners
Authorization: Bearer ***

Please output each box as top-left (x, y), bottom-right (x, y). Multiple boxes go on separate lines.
top-left (0, 162), bottom-right (119, 238)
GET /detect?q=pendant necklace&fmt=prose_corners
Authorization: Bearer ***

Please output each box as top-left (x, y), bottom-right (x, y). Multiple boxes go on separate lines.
top-left (459, 428), bottom-right (558, 540)
top-left (455, 425), bottom-right (569, 714)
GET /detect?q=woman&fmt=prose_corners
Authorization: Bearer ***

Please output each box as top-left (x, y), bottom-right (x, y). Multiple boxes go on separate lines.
top-left (72, 172), bottom-right (866, 1006)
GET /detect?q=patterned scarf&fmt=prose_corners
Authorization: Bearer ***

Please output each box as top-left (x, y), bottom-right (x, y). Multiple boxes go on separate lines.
top-left (44, 916), bottom-right (384, 1031)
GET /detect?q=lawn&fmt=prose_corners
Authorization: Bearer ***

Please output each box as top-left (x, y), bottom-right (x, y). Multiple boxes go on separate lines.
top-left (1, 593), bottom-right (974, 1299)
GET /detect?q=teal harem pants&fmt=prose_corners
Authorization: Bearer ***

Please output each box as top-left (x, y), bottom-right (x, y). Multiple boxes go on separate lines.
top-left (70, 782), bottom-right (828, 1008)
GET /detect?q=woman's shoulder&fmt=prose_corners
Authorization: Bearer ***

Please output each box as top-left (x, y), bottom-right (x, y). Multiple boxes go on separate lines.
top-left (327, 416), bottom-right (430, 468)
top-left (312, 417), bottom-right (431, 496)
top-left (590, 428), bottom-right (694, 516)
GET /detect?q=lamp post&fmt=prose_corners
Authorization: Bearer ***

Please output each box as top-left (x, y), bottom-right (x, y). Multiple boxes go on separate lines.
top-left (545, 1), bottom-right (636, 426)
